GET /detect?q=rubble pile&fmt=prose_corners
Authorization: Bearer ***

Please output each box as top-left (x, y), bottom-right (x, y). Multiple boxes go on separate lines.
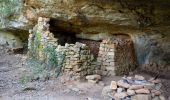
top-left (102, 75), bottom-right (166, 100)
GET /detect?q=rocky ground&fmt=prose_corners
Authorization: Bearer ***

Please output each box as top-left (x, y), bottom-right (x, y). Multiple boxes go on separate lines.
top-left (0, 46), bottom-right (169, 100)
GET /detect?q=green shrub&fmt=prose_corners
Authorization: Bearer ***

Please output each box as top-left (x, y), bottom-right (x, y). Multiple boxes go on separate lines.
top-left (0, 0), bottom-right (22, 27)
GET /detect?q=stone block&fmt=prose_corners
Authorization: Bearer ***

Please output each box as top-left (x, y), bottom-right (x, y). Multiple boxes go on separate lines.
top-left (117, 80), bottom-right (130, 88)
top-left (110, 81), bottom-right (117, 90)
top-left (127, 89), bottom-right (135, 96)
top-left (114, 92), bottom-right (128, 99)
top-left (129, 85), bottom-right (144, 90)
top-left (86, 74), bottom-right (101, 80)
top-left (131, 94), bottom-right (152, 100)
top-left (135, 88), bottom-right (150, 94)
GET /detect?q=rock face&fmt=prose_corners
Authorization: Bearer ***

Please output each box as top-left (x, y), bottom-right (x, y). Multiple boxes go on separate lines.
top-left (1, 0), bottom-right (170, 77)
top-left (24, 0), bottom-right (170, 77)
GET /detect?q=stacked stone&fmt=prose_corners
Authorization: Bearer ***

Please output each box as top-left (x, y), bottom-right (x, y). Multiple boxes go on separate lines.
top-left (28, 17), bottom-right (95, 80)
top-left (102, 75), bottom-right (166, 100)
top-left (97, 38), bottom-right (137, 76)
top-left (97, 39), bottom-right (116, 76)
top-left (57, 42), bottom-right (93, 80)
top-left (113, 38), bottom-right (137, 75)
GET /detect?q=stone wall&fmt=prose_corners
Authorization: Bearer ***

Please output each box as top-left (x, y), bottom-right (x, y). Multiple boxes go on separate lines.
top-left (56, 43), bottom-right (93, 80)
top-left (97, 37), bottom-right (137, 76)
top-left (28, 17), bottom-right (94, 80)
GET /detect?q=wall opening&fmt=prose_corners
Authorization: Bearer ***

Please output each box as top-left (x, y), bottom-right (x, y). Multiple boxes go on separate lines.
top-left (49, 18), bottom-right (77, 46)
top-left (49, 18), bottom-right (101, 58)
top-left (77, 38), bottom-right (101, 59)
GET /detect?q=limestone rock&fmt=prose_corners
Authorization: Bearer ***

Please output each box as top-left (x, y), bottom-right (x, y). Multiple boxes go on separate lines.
top-left (127, 89), bottom-right (135, 96)
top-left (117, 88), bottom-right (125, 93)
top-left (144, 83), bottom-right (155, 89)
top-left (129, 85), bottom-right (144, 90)
top-left (135, 75), bottom-right (145, 80)
top-left (114, 92), bottom-right (128, 99)
top-left (131, 94), bottom-right (152, 100)
top-left (86, 75), bottom-right (101, 80)
top-left (110, 81), bottom-right (117, 90)
top-left (135, 88), bottom-right (150, 94)
top-left (151, 90), bottom-right (161, 96)
top-left (88, 80), bottom-right (98, 84)
top-left (117, 80), bottom-right (130, 88)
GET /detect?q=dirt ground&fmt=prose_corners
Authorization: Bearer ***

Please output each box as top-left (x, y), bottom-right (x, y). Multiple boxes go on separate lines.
top-left (0, 46), bottom-right (169, 100)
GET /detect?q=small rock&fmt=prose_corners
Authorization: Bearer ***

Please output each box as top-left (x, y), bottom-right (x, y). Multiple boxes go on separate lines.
top-left (117, 80), bottom-right (130, 88)
top-left (159, 95), bottom-right (166, 100)
top-left (86, 75), bottom-right (101, 80)
top-left (99, 81), bottom-right (105, 86)
top-left (151, 90), bottom-right (161, 96)
top-left (117, 88), bottom-right (125, 93)
top-left (127, 89), bottom-right (135, 96)
top-left (129, 85), bottom-right (144, 90)
top-left (135, 88), bottom-right (150, 94)
top-left (114, 92), bottom-right (128, 99)
top-left (131, 94), bottom-right (152, 100)
top-left (135, 75), bottom-right (145, 80)
top-left (71, 87), bottom-right (80, 92)
top-left (88, 79), bottom-right (98, 84)
top-left (110, 81), bottom-right (117, 90)
top-left (144, 83), bottom-right (155, 89)
top-left (127, 76), bottom-right (133, 80)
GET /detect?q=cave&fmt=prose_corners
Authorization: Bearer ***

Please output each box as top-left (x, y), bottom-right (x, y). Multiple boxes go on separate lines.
top-left (77, 38), bottom-right (101, 59)
top-left (49, 18), bottom-right (77, 46)
top-left (49, 18), bottom-right (101, 58)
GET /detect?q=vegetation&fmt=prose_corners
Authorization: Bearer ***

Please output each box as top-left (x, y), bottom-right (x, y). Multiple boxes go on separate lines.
top-left (0, 0), bottom-right (22, 27)
top-left (26, 31), bottom-right (65, 83)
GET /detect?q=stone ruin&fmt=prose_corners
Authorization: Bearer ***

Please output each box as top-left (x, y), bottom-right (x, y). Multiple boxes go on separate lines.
top-left (102, 75), bottom-right (166, 100)
top-left (28, 17), bottom-right (137, 80)
top-left (97, 37), bottom-right (137, 76)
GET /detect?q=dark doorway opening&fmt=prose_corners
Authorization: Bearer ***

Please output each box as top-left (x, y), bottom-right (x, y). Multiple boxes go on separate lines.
top-left (49, 18), bottom-right (77, 46)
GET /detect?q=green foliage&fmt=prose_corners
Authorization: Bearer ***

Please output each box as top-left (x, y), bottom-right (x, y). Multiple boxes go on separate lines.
top-left (43, 43), bottom-right (65, 77)
top-left (29, 32), bottom-right (42, 59)
top-left (0, 0), bottom-right (22, 27)
top-left (28, 32), bottom-right (65, 80)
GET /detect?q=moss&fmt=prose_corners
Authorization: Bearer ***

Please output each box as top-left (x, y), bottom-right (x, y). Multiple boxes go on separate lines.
top-left (0, 0), bottom-right (22, 27)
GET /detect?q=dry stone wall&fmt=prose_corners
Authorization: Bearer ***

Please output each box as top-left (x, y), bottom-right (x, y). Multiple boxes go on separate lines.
top-left (28, 17), bottom-right (94, 80)
top-left (97, 38), bottom-right (137, 76)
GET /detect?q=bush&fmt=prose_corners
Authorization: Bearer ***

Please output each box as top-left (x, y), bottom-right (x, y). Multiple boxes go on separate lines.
top-left (0, 0), bottom-right (22, 27)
